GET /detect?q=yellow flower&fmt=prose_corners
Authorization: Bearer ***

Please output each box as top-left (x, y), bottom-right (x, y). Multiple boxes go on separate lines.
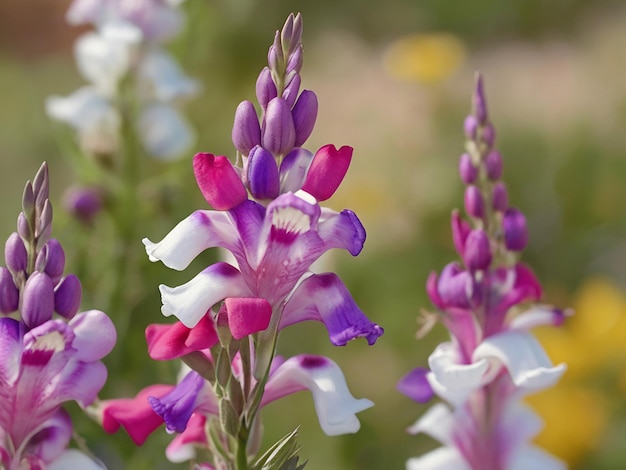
top-left (383, 32), bottom-right (466, 84)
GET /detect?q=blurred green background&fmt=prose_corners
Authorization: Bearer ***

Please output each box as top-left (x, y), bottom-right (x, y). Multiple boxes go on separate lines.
top-left (1, 0), bottom-right (626, 468)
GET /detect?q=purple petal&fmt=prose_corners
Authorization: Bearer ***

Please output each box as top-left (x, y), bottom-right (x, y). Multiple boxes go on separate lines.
top-left (262, 355), bottom-right (373, 435)
top-left (261, 97), bottom-right (296, 156)
top-left (503, 208), bottom-right (528, 251)
top-left (0, 267), bottom-right (19, 314)
top-left (159, 262), bottom-right (251, 328)
top-left (437, 262), bottom-right (474, 309)
top-left (255, 67), bottom-right (277, 109)
top-left (0, 317), bottom-right (22, 385)
top-left (149, 371), bottom-right (206, 433)
top-left (23, 408), bottom-right (72, 464)
top-left (54, 274), bottom-right (82, 319)
top-left (397, 367), bottom-right (434, 403)
top-left (247, 146), bottom-right (280, 200)
top-left (68, 310), bottom-right (116, 362)
top-left (318, 207), bottom-right (366, 256)
top-left (21, 272), bottom-right (56, 329)
top-left (292, 90), bottom-right (318, 147)
top-left (232, 100), bottom-right (261, 156)
top-left (279, 147), bottom-right (313, 194)
top-left (281, 273), bottom-right (383, 346)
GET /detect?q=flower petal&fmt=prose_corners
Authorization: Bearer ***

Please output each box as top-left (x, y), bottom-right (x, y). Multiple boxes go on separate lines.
top-left (139, 48), bottom-right (200, 102)
top-left (165, 414), bottom-right (207, 463)
top-left (406, 447), bottom-right (471, 470)
top-left (262, 355), bottom-right (373, 436)
top-left (143, 210), bottom-right (238, 271)
top-left (398, 367), bottom-right (434, 403)
top-left (139, 103), bottom-right (195, 160)
top-left (159, 262), bottom-right (251, 328)
top-left (23, 408), bottom-right (73, 464)
top-left (47, 449), bottom-right (105, 470)
top-left (68, 310), bottom-right (116, 362)
top-left (508, 445), bottom-right (566, 470)
top-left (45, 87), bottom-right (117, 131)
top-left (406, 403), bottom-right (454, 446)
top-left (146, 316), bottom-right (219, 361)
top-left (473, 330), bottom-right (566, 394)
top-left (0, 317), bottom-right (22, 385)
top-left (317, 208), bottom-right (366, 256)
top-left (508, 307), bottom-right (565, 331)
top-left (224, 297), bottom-right (272, 340)
top-left (280, 273), bottom-right (383, 346)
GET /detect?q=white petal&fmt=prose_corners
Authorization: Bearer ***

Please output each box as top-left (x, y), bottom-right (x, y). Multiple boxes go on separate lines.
top-left (406, 447), bottom-right (471, 470)
top-left (508, 307), bottom-right (563, 330)
top-left (140, 48), bottom-right (200, 101)
top-left (45, 87), bottom-right (117, 131)
top-left (159, 262), bottom-right (250, 327)
top-left (263, 355), bottom-right (373, 436)
top-left (407, 403), bottom-right (454, 446)
top-left (473, 330), bottom-right (566, 394)
top-left (508, 444), bottom-right (567, 470)
top-left (427, 342), bottom-right (489, 405)
top-left (138, 103), bottom-right (194, 160)
top-left (48, 449), bottom-right (105, 470)
top-left (500, 402), bottom-right (544, 449)
top-left (143, 210), bottom-right (236, 270)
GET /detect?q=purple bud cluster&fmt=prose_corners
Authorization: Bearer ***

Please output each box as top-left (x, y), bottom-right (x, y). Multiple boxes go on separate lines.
top-left (0, 164), bottom-right (82, 328)
top-left (231, 13), bottom-right (320, 201)
top-left (457, 75), bottom-right (528, 273)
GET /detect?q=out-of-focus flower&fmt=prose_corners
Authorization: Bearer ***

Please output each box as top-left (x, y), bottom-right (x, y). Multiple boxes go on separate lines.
top-left (384, 32), bottom-right (466, 84)
top-left (525, 276), bottom-right (626, 465)
top-left (0, 163), bottom-right (116, 468)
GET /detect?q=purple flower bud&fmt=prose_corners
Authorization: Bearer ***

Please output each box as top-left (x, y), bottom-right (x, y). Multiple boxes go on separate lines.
top-left (397, 367), bottom-right (434, 403)
top-left (282, 73), bottom-right (301, 108)
top-left (437, 262), bottom-right (473, 309)
top-left (503, 208), bottom-right (528, 251)
top-left (464, 185), bottom-right (485, 219)
top-left (463, 229), bottom-right (492, 271)
top-left (485, 149), bottom-right (502, 180)
top-left (464, 115), bottom-right (477, 139)
top-left (42, 239), bottom-right (65, 284)
top-left (21, 271), bottom-right (55, 329)
top-left (17, 213), bottom-right (31, 241)
top-left (286, 45), bottom-right (303, 74)
top-left (256, 67), bottom-right (278, 109)
top-left (54, 274), bottom-right (82, 319)
top-left (232, 100), bottom-right (261, 156)
top-left (36, 200), bottom-right (53, 246)
top-left (0, 267), bottom-right (19, 313)
top-left (261, 97), bottom-right (296, 156)
top-left (473, 74), bottom-right (488, 124)
top-left (63, 186), bottom-right (103, 225)
top-left (482, 123), bottom-right (496, 147)
top-left (492, 182), bottom-right (508, 212)
top-left (458, 152), bottom-right (478, 184)
top-left (267, 32), bottom-right (283, 70)
top-left (281, 13), bottom-right (303, 56)
top-left (451, 210), bottom-right (472, 258)
top-left (5, 232), bottom-right (27, 276)
top-left (247, 146), bottom-right (280, 200)
top-left (292, 90), bottom-right (318, 147)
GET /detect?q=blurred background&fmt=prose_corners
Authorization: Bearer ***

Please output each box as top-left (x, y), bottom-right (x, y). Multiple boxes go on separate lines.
top-left (1, 0), bottom-right (626, 468)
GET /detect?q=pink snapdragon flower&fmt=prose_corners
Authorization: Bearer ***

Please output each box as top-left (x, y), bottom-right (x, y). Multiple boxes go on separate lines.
top-left (398, 76), bottom-right (566, 470)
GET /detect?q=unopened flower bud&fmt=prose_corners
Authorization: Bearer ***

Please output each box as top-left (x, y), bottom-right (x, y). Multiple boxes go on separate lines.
top-left (492, 182), bottom-right (508, 212)
top-left (267, 32), bottom-right (283, 70)
top-left (437, 262), bottom-right (473, 309)
top-left (473, 74), bottom-right (488, 124)
top-left (17, 213), bottom-right (32, 241)
top-left (261, 97), bottom-right (296, 156)
top-left (458, 152), bottom-right (478, 184)
top-left (485, 149), bottom-right (502, 180)
top-left (292, 90), bottom-right (318, 147)
top-left (193, 153), bottom-right (247, 211)
top-left (301, 145), bottom-right (352, 201)
top-left (503, 208), bottom-right (528, 251)
top-left (232, 100), bottom-right (261, 156)
top-left (21, 271), bottom-right (55, 328)
top-left (463, 229), bottom-right (492, 271)
top-left (0, 267), bottom-right (19, 313)
top-left (464, 185), bottom-right (485, 219)
top-left (481, 123), bottom-right (496, 147)
top-left (279, 147), bottom-right (313, 193)
top-left (282, 73), bottom-right (301, 108)
top-left (63, 186), bottom-right (103, 225)
top-left (41, 239), bottom-right (65, 284)
top-left (247, 146), bottom-right (280, 200)
top-left (5, 232), bottom-right (27, 276)
top-left (54, 274), bottom-right (82, 319)
top-left (286, 45), bottom-right (303, 73)
top-left (464, 115), bottom-right (477, 139)
top-left (255, 67), bottom-right (278, 109)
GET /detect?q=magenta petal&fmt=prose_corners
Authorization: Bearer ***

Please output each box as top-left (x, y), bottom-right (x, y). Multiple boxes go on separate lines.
top-left (101, 384), bottom-right (174, 445)
top-left (281, 273), bottom-right (383, 346)
top-left (224, 297), bottom-right (272, 340)
top-left (146, 316), bottom-right (218, 361)
top-left (301, 145), bottom-right (352, 201)
top-left (397, 367), bottom-right (434, 403)
top-left (193, 153), bottom-right (247, 211)
top-left (165, 414), bottom-right (208, 463)
top-left (451, 210), bottom-right (471, 258)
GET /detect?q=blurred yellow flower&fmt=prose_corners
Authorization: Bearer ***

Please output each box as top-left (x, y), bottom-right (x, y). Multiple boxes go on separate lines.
top-left (528, 277), bottom-right (626, 466)
top-left (383, 32), bottom-right (466, 84)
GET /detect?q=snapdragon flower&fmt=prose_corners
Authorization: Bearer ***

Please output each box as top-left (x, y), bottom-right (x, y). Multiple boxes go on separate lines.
top-left (398, 75), bottom-right (567, 470)
top-left (101, 13), bottom-right (382, 469)
top-left (0, 163), bottom-right (116, 469)
top-left (46, 0), bottom-right (198, 160)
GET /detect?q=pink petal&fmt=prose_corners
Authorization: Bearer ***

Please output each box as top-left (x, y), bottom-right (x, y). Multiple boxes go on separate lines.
top-left (224, 297), bottom-right (272, 340)
top-left (193, 153), bottom-right (247, 210)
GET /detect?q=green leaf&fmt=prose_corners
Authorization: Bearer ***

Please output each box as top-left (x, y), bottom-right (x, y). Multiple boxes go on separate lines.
top-left (251, 427), bottom-right (306, 470)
